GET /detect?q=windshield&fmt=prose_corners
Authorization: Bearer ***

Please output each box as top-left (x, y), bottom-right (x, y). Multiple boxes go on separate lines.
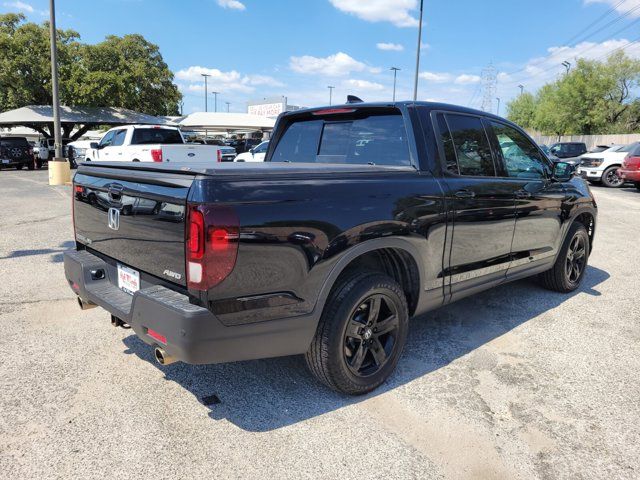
top-left (618, 143), bottom-right (638, 153)
top-left (130, 128), bottom-right (183, 145)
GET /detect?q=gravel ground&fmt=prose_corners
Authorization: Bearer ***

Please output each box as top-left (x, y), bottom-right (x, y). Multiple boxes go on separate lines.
top-left (0, 169), bottom-right (639, 480)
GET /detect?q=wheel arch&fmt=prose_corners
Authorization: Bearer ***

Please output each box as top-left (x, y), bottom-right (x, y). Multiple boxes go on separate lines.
top-left (313, 238), bottom-right (425, 320)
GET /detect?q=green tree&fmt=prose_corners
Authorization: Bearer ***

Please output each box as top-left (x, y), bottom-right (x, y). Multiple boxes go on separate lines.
top-left (505, 92), bottom-right (537, 129)
top-left (0, 14), bottom-right (181, 116)
top-left (506, 52), bottom-right (640, 135)
top-left (67, 34), bottom-right (182, 116)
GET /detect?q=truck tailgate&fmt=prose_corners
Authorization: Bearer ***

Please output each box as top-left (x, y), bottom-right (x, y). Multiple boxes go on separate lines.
top-left (162, 144), bottom-right (218, 163)
top-left (73, 166), bottom-right (195, 287)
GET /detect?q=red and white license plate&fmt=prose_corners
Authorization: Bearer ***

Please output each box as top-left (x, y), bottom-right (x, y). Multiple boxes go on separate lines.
top-left (117, 264), bottom-right (140, 295)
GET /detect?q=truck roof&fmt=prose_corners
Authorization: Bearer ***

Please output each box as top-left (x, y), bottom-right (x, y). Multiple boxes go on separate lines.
top-left (281, 100), bottom-right (507, 122)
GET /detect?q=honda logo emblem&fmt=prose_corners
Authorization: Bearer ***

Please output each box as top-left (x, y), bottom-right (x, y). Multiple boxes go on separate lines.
top-left (108, 207), bottom-right (120, 230)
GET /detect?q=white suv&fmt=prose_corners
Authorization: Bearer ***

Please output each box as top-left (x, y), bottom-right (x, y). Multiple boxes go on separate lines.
top-left (576, 143), bottom-right (639, 188)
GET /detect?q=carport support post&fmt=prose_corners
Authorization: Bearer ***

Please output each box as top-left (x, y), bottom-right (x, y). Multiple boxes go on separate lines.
top-left (47, 0), bottom-right (70, 185)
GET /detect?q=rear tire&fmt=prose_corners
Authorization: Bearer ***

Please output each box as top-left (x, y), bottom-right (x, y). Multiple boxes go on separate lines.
top-left (635, 182), bottom-right (640, 192)
top-left (601, 166), bottom-right (623, 188)
top-left (539, 222), bottom-right (589, 293)
top-left (305, 272), bottom-right (409, 395)
top-left (26, 161), bottom-right (34, 170)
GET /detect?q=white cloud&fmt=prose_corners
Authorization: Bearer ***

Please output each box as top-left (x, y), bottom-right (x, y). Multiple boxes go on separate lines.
top-left (217, 0), bottom-right (246, 10)
top-left (343, 79), bottom-right (385, 91)
top-left (377, 42), bottom-right (404, 52)
top-left (419, 71), bottom-right (452, 83)
top-left (290, 52), bottom-right (378, 76)
top-left (175, 66), bottom-right (284, 95)
top-left (329, 0), bottom-right (419, 27)
top-left (454, 74), bottom-right (481, 85)
top-left (584, 0), bottom-right (640, 17)
top-left (3, 1), bottom-right (34, 12)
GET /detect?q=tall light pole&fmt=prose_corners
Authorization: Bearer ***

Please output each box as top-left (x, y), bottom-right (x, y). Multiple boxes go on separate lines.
top-left (212, 91), bottom-right (219, 112)
top-left (48, 0), bottom-right (62, 160)
top-left (390, 67), bottom-right (400, 102)
top-left (413, 0), bottom-right (425, 101)
top-left (562, 61), bottom-right (571, 74)
top-left (201, 73), bottom-right (210, 111)
top-left (225, 102), bottom-right (230, 113)
top-left (518, 84), bottom-right (524, 95)
top-left (328, 86), bottom-right (335, 105)
top-left (496, 97), bottom-right (501, 116)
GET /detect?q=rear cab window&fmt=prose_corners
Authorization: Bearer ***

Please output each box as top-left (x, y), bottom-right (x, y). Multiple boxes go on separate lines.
top-left (433, 112), bottom-right (496, 177)
top-left (131, 128), bottom-right (183, 145)
top-left (269, 108), bottom-right (412, 166)
top-left (0, 137), bottom-right (29, 147)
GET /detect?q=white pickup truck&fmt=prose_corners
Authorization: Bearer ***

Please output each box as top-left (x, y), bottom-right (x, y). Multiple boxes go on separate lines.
top-left (86, 125), bottom-right (222, 163)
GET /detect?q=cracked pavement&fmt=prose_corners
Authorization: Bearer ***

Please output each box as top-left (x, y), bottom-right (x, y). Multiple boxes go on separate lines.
top-left (0, 169), bottom-right (639, 479)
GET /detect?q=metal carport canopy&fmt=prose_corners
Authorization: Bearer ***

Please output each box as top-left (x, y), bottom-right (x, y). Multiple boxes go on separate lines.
top-left (176, 112), bottom-right (276, 132)
top-left (0, 105), bottom-right (175, 140)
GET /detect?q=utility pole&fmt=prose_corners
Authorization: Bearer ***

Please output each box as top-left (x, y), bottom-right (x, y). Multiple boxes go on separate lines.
top-left (212, 91), bottom-right (219, 112)
top-left (496, 97), bottom-right (501, 116)
top-left (201, 73), bottom-right (210, 111)
top-left (518, 84), bottom-right (524, 95)
top-left (328, 86), bottom-right (335, 105)
top-left (48, 0), bottom-right (62, 160)
top-left (413, 0), bottom-right (424, 101)
top-left (390, 67), bottom-right (400, 102)
top-left (225, 102), bottom-right (230, 113)
top-left (562, 61), bottom-right (571, 74)
top-left (179, 101), bottom-right (184, 116)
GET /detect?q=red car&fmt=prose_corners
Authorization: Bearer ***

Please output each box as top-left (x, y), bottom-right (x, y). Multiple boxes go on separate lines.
top-left (618, 143), bottom-right (640, 191)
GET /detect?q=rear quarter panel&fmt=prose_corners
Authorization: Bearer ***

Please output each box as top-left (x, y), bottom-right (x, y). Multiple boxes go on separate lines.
top-left (190, 171), bottom-right (447, 326)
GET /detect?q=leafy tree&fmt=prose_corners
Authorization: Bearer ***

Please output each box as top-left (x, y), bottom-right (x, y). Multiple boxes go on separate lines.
top-left (0, 14), bottom-right (181, 118)
top-left (505, 92), bottom-right (536, 129)
top-left (506, 51), bottom-right (640, 135)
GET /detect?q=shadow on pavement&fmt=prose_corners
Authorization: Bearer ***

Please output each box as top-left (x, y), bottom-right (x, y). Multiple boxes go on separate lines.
top-left (122, 265), bottom-right (609, 432)
top-left (1, 240), bottom-right (75, 263)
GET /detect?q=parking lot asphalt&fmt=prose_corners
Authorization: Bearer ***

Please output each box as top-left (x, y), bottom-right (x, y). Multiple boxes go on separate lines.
top-left (1, 169), bottom-right (639, 480)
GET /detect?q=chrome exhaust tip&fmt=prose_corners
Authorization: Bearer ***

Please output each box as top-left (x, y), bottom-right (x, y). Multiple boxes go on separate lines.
top-left (154, 347), bottom-right (176, 366)
top-left (77, 297), bottom-right (97, 310)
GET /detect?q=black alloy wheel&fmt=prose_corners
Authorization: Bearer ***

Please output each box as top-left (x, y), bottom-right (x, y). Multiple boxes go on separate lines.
top-left (343, 294), bottom-right (399, 377)
top-left (565, 234), bottom-right (587, 284)
top-left (305, 272), bottom-right (409, 395)
top-left (602, 166), bottom-right (624, 187)
top-left (539, 222), bottom-right (590, 293)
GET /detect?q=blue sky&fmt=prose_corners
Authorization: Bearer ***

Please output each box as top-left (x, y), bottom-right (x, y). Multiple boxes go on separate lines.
top-left (2, 0), bottom-right (639, 114)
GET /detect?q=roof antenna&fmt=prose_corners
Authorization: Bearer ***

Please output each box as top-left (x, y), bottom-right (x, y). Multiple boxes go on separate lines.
top-left (346, 95), bottom-right (364, 104)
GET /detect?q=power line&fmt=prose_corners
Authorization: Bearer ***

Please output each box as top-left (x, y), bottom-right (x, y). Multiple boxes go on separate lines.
top-left (562, 0), bottom-right (627, 46)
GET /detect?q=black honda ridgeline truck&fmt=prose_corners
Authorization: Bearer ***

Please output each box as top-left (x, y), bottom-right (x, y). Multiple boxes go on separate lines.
top-left (64, 102), bottom-right (596, 394)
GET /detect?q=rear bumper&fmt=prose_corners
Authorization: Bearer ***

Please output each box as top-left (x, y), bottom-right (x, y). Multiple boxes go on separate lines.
top-left (617, 168), bottom-right (640, 182)
top-left (64, 249), bottom-right (316, 365)
top-left (1, 157), bottom-right (31, 166)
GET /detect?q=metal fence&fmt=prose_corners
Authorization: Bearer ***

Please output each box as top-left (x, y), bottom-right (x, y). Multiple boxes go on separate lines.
top-left (528, 132), bottom-right (640, 149)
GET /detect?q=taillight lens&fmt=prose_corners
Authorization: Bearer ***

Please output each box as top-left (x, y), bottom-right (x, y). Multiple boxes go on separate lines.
top-left (186, 204), bottom-right (239, 290)
top-left (151, 149), bottom-right (162, 162)
top-left (217, 149), bottom-right (222, 162)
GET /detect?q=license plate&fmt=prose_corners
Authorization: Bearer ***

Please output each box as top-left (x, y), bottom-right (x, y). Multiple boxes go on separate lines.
top-left (1, 159), bottom-right (9, 164)
top-left (117, 264), bottom-right (140, 295)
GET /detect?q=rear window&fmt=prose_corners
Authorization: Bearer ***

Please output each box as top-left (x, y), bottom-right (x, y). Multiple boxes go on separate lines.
top-left (270, 111), bottom-right (411, 166)
top-left (130, 128), bottom-right (183, 145)
top-left (0, 137), bottom-right (29, 147)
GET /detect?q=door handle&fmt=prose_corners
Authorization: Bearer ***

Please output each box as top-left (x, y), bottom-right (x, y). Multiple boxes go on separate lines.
top-left (454, 189), bottom-right (475, 198)
top-left (515, 190), bottom-right (532, 199)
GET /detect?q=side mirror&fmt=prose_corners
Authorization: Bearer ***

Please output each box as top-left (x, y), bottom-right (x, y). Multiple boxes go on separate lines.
top-left (249, 148), bottom-right (255, 154)
top-left (553, 161), bottom-right (575, 181)
top-left (90, 142), bottom-right (99, 149)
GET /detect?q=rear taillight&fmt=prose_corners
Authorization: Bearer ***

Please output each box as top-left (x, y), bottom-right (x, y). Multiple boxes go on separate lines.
top-left (217, 149), bottom-right (222, 162)
top-left (186, 204), bottom-right (239, 290)
top-left (626, 155), bottom-right (640, 170)
top-left (151, 149), bottom-right (162, 162)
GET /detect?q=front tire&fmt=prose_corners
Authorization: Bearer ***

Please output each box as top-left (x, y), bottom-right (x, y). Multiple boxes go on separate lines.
top-left (305, 272), bottom-right (409, 395)
top-left (634, 182), bottom-right (640, 192)
top-left (539, 222), bottom-right (590, 293)
top-left (601, 166), bottom-right (624, 188)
